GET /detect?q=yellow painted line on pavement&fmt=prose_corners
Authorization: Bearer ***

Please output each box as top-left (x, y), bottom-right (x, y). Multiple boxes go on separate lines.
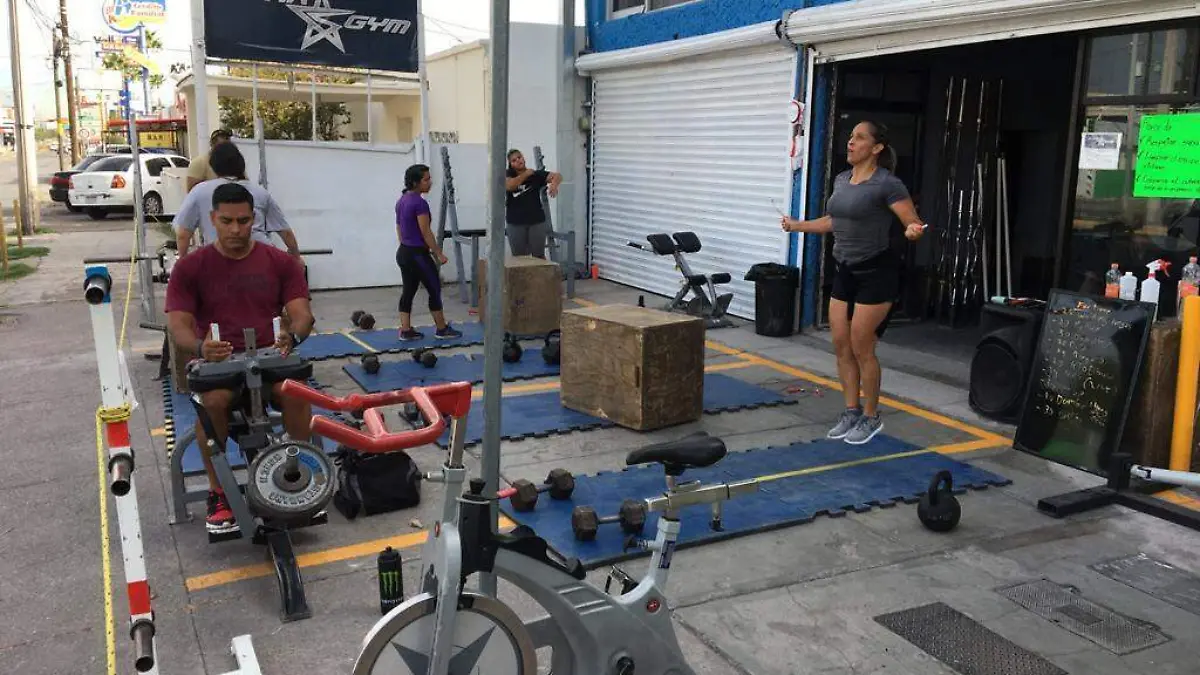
top-left (341, 329), bottom-right (377, 353)
top-left (93, 415), bottom-right (118, 675)
top-left (1158, 489), bottom-right (1200, 511)
top-left (150, 427), bottom-right (166, 437)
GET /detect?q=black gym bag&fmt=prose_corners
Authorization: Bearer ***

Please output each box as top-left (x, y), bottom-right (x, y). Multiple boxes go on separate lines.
top-left (332, 446), bottom-right (422, 519)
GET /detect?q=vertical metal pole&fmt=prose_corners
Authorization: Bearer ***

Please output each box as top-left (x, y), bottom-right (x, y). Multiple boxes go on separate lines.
top-left (7, 0), bottom-right (34, 236)
top-left (128, 105), bottom-right (153, 323)
top-left (555, 0), bottom-right (577, 266)
top-left (310, 67), bottom-right (318, 142)
top-left (138, 25), bottom-right (151, 115)
top-left (58, 0), bottom-right (80, 164)
top-left (480, 0), bottom-right (510, 599)
top-left (366, 70), bottom-right (373, 144)
top-left (52, 32), bottom-right (66, 171)
top-left (416, 0), bottom-right (432, 162)
top-left (190, 0), bottom-right (210, 155)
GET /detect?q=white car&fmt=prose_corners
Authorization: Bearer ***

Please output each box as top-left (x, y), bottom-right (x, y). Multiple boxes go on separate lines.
top-left (68, 153), bottom-right (191, 220)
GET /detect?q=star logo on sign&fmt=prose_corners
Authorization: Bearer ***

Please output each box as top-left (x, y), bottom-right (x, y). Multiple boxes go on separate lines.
top-left (287, 0), bottom-right (355, 53)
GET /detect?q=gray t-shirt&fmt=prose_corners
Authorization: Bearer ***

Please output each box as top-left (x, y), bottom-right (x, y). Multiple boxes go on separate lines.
top-left (826, 168), bottom-right (910, 265)
top-left (172, 177), bottom-right (290, 246)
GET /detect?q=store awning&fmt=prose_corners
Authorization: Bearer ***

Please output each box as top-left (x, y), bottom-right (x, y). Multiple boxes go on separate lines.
top-left (575, 20), bottom-right (790, 74)
top-left (783, 0), bottom-right (1200, 62)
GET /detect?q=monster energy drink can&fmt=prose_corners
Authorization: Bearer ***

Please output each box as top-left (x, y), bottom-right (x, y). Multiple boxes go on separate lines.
top-left (378, 546), bottom-right (404, 615)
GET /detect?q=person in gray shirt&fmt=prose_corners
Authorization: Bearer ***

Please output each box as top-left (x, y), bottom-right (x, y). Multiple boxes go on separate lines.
top-left (782, 121), bottom-right (925, 445)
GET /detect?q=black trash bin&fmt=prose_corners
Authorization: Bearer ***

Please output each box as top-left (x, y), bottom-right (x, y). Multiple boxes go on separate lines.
top-left (745, 263), bottom-right (800, 337)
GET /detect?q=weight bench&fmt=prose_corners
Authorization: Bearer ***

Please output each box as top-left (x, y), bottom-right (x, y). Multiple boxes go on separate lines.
top-left (628, 231), bottom-right (735, 329)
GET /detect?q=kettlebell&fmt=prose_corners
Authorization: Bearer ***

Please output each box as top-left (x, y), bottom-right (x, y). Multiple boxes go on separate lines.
top-left (542, 329), bottom-right (561, 366)
top-left (917, 470), bottom-right (961, 533)
top-left (502, 333), bottom-right (523, 363)
top-left (412, 348), bottom-right (438, 368)
top-left (362, 353), bottom-right (381, 375)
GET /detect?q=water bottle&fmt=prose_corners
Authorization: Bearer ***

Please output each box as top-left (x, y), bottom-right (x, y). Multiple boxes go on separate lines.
top-left (377, 546), bottom-right (404, 615)
top-left (1104, 263), bottom-right (1120, 298)
top-left (1179, 256), bottom-right (1200, 312)
top-left (1118, 272), bottom-right (1137, 300)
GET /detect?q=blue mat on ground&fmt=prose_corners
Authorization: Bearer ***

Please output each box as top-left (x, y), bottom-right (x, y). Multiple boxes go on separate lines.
top-left (343, 348), bottom-right (559, 391)
top-left (294, 331), bottom-right (367, 361)
top-left (502, 434), bottom-right (1011, 569)
top-left (350, 322), bottom-right (486, 354)
top-left (433, 373), bottom-right (796, 448)
top-left (162, 380), bottom-right (337, 475)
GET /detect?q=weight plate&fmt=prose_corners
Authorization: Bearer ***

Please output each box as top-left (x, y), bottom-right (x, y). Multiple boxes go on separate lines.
top-left (246, 441), bottom-right (335, 523)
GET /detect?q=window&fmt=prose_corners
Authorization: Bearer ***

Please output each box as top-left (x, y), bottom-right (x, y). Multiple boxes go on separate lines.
top-left (90, 156), bottom-right (133, 172)
top-left (1086, 27), bottom-right (1197, 99)
top-left (611, 0), bottom-right (694, 17)
top-left (145, 158), bottom-right (170, 177)
top-left (171, 157), bottom-right (190, 168)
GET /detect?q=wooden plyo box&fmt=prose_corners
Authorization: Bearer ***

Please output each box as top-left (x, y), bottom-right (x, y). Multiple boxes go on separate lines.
top-left (560, 305), bottom-right (705, 431)
top-left (477, 256), bottom-right (563, 335)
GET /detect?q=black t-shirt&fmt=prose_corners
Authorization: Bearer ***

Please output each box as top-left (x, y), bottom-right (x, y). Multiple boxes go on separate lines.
top-left (505, 169), bottom-right (549, 225)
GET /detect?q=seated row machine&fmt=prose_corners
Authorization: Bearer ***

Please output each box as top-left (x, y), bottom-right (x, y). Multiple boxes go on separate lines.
top-left (627, 231), bottom-right (734, 329)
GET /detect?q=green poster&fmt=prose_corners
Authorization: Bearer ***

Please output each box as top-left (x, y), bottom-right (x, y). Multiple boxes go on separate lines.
top-left (1134, 112), bottom-right (1200, 198)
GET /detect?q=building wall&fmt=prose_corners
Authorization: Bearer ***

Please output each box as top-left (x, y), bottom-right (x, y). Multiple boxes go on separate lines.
top-left (427, 45), bottom-right (490, 143)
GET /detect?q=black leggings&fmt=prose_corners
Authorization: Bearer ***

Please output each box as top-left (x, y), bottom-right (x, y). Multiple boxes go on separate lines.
top-left (396, 245), bottom-right (443, 313)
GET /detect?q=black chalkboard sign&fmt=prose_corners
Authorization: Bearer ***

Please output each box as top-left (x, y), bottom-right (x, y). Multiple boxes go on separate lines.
top-left (1013, 290), bottom-right (1154, 477)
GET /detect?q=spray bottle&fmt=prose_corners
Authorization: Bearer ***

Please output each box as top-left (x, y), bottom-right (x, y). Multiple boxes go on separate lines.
top-left (1140, 259), bottom-right (1170, 320)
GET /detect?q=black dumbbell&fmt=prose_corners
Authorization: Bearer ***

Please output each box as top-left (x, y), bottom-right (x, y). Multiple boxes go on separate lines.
top-left (499, 468), bottom-right (575, 512)
top-left (411, 348), bottom-right (437, 368)
top-left (351, 310), bottom-right (376, 330)
top-left (571, 499), bottom-right (647, 541)
top-left (361, 353), bottom-right (381, 374)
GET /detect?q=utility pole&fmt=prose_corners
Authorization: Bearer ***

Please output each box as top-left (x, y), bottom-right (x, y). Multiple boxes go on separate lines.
top-left (8, 0), bottom-right (35, 236)
top-left (52, 31), bottom-right (66, 171)
top-left (58, 0), bottom-right (81, 165)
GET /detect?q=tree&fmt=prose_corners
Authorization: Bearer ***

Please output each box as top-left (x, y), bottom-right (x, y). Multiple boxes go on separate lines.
top-left (219, 97), bottom-right (352, 142)
top-left (101, 30), bottom-right (165, 88)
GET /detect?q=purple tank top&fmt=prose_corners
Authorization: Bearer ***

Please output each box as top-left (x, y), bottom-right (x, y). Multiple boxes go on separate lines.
top-left (396, 191), bottom-right (431, 248)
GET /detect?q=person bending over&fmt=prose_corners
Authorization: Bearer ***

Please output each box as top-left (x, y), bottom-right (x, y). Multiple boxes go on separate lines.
top-left (395, 163), bottom-right (462, 341)
top-left (165, 182), bottom-right (316, 534)
top-left (782, 121), bottom-right (924, 445)
top-left (504, 149), bottom-right (562, 258)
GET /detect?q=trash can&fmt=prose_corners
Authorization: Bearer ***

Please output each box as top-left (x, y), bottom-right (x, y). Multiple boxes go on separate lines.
top-left (744, 263), bottom-right (800, 337)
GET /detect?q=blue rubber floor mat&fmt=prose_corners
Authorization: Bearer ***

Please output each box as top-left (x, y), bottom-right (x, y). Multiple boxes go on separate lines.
top-left (295, 332), bottom-right (367, 361)
top-left (433, 373), bottom-right (796, 448)
top-left (162, 380), bottom-right (336, 475)
top-left (351, 322), bottom-right (486, 354)
top-left (502, 435), bottom-right (1011, 569)
top-left (344, 348), bottom-right (559, 392)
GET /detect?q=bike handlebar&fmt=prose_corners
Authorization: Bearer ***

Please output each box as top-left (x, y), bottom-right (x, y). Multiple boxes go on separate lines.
top-left (278, 379), bottom-right (472, 454)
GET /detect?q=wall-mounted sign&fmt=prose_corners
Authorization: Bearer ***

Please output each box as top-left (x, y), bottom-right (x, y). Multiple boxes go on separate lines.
top-left (97, 35), bottom-right (140, 54)
top-left (102, 0), bottom-right (167, 34)
top-left (1134, 113), bottom-right (1200, 199)
top-left (203, 0), bottom-right (419, 73)
top-left (1079, 132), bottom-right (1121, 170)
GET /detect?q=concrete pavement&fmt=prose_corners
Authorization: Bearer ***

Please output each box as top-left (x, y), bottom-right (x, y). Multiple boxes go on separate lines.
top-left (2, 162), bottom-right (1200, 674)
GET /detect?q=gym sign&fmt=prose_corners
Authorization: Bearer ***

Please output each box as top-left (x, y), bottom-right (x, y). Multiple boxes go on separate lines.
top-left (204, 0), bottom-right (420, 73)
top-left (101, 0), bottom-right (167, 34)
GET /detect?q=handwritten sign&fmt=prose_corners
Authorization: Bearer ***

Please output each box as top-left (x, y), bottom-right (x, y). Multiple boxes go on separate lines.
top-left (1013, 290), bottom-right (1153, 477)
top-left (1133, 113), bottom-right (1200, 198)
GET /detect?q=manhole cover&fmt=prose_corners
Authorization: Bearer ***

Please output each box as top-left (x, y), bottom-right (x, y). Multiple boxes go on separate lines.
top-left (1092, 554), bottom-right (1200, 618)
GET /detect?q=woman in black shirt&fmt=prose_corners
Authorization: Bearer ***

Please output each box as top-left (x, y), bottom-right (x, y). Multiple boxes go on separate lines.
top-left (505, 149), bottom-right (563, 258)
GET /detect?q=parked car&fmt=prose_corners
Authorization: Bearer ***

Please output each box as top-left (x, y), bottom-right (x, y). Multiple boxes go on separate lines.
top-left (49, 154), bottom-right (114, 212)
top-left (68, 153), bottom-right (191, 220)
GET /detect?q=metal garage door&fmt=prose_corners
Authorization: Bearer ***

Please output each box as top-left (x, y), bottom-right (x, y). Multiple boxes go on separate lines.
top-left (588, 44), bottom-right (797, 320)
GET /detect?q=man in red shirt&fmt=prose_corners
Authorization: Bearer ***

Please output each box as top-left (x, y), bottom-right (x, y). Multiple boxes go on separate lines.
top-left (166, 182), bottom-right (316, 534)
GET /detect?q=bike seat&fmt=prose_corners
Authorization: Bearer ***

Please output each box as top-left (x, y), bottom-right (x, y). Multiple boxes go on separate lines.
top-left (646, 233), bottom-right (677, 256)
top-left (626, 432), bottom-right (727, 476)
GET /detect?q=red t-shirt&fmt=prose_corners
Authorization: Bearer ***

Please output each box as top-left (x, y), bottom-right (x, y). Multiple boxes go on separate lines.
top-left (166, 243), bottom-right (309, 352)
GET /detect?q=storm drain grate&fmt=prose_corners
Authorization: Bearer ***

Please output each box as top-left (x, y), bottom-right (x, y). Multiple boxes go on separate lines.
top-left (996, 578), bottom-right (1170, 655)
top-left (874, 602), bottom-right (1066, 675)
top-left (1092, 553), bottom-right (1200, 618)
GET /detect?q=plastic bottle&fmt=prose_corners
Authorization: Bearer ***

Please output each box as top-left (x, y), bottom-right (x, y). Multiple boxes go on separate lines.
top-left (1141, 259), bottom-right (1165, 319)
top-left (1179, 256), bottom-right (1200, 312)
top-left (1118, 271), bottom-right (1138, 300)
top-left (1104, 263), bottom-right (1121, 298)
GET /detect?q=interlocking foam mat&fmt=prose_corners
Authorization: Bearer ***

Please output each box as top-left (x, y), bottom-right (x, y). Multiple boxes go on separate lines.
top-left (294, 331), bottom-right (367, 361)
top-left (343, 348), bottom-right (559, 391)
top-left (349, 322), bottom-right (486, 354)
top-left (501, 434), bottom-right (1011, 569)
top-left (432, 373), bottom-right (796, 448)
top-left (162, 380), bottom-right (337, 475)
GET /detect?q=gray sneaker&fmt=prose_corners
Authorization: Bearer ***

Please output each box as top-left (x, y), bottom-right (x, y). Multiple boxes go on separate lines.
top-left (827, 407), bottom-right (863, 440)
top-left (845, 414), bottom-right (884, 445)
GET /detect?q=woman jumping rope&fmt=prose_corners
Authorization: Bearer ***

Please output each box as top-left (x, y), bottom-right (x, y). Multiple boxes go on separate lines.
top-left (394, 164), bottom-right (462, 341)
top-left (782, 121), bottom-right (925, 445)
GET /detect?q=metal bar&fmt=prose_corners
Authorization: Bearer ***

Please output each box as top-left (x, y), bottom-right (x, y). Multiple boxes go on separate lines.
top-left (417, 0), bottom-right (432, 162)
top-left (366, 70), bottom-right (373, 144)
top-left (310, 67), bottom-right (318, 142)
top-left (189, 0), bottom-right (210, 155)
top-left (139, 25), bottom-right (151, 114)
top-left (479, 0), bottom-right (510, 599)
top-left (1131, 465), bottom-right (1200, 490)
top-left (129, 105), bottom-right (155, 324)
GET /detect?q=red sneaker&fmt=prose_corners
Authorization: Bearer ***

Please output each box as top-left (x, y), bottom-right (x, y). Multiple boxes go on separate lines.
top-left (206, 490), bottom-right (239, 534)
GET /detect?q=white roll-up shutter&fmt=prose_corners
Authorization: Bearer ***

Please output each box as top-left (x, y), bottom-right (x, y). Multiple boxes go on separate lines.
top-left (589, 44), bottom-right (797, 320)
top-left (784, 0), bottom-right (1200, 62)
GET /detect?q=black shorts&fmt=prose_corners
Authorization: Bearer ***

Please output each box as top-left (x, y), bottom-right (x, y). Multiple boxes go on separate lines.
top-left (831, 250), bottom-right (899, 336)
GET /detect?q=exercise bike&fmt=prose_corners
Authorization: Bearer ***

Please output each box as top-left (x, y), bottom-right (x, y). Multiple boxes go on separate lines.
top-left (627, 232), bottom-right (735, 329)
top-left (279, 378), bottom-right (760, 674)
top-left (186, 322), bottom-right (336, 622)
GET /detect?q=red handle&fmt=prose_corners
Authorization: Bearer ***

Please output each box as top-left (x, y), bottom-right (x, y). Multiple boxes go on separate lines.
top-left (279, 379), bottom-right (472, 454)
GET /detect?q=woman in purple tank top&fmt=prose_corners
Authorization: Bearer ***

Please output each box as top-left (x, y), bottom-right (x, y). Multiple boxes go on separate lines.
top-left (395, 164), bottom-right (461, 341)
